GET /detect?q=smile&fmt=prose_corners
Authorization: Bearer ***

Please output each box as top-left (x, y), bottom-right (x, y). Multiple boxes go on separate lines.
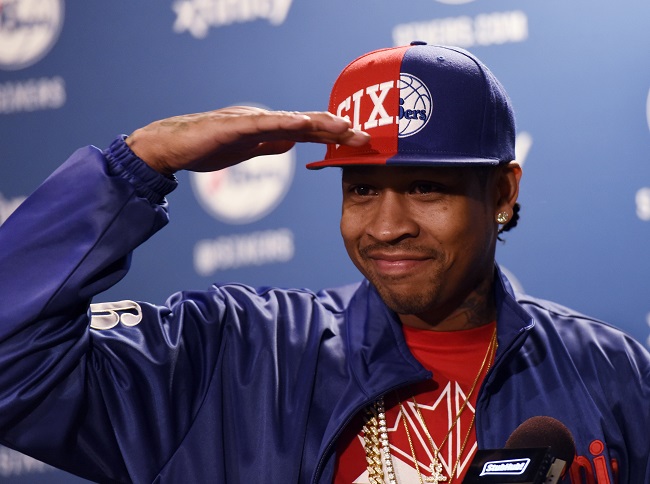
top-left (365, 252), bottom-right (433, 277)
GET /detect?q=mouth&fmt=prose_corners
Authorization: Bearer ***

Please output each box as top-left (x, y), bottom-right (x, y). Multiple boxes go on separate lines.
top-left (363, 250), bottom-right (434, 277)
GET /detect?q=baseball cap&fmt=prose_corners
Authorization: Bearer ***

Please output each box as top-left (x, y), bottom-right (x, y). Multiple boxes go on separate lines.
top-left (306, 42), bottom-right (515, 169)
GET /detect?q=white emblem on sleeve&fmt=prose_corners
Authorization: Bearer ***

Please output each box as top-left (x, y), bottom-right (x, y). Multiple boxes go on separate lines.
top-left (89, 300), bottom-right (142, 330)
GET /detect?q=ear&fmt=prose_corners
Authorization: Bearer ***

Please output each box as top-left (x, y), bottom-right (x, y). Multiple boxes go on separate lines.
top-left (493, 162), bottom-right (522, 222)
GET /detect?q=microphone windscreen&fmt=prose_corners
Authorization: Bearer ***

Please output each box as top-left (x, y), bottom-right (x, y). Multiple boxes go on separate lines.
top-left (505, 416), bottom-right (576, 467)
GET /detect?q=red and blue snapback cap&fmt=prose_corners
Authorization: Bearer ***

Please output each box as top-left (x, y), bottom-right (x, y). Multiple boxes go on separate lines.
top-left (306, 42), bottom-right (515, 169)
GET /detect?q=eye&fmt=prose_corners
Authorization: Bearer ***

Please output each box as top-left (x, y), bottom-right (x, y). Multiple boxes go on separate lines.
top-left (410, 182), bottom-right (441, 194)
top-left (349, 184), bottom-right (377, 196)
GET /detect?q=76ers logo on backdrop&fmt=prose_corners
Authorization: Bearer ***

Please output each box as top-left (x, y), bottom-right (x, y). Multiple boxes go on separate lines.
top-left (335, 72), bottom-right (432, 139)
top-left (0, 0), bottom-right (64, 70)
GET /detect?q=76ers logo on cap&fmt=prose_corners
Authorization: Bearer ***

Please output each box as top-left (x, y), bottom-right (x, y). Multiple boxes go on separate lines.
top-left (398, 73), bottom-right (432, 137)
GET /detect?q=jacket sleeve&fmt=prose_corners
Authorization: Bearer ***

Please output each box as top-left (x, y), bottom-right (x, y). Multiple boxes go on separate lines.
top-left (549, 304), bottom-right (650, 481)
top-left (0, 136), bottom-right (187, 482)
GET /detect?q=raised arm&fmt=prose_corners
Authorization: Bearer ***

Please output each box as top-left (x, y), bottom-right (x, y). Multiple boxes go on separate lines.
top-left (0, 108), bottom-right (368, 482)
top-left (125, 106), bottom-right (369, 175)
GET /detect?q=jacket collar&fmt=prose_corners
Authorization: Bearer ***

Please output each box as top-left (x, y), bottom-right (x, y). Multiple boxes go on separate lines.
top-left (344, 265), bottom-right (535, 375)
top-left (492, 264), bottom-right (535, 361)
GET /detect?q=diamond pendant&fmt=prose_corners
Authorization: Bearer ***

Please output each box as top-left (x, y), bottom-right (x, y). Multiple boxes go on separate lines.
top-left (423, 457), bottom-right (448, 484)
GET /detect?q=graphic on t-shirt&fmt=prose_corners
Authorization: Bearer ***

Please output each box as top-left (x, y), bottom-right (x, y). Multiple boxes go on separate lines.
top-left (351, 381), bottom-right (479, 483)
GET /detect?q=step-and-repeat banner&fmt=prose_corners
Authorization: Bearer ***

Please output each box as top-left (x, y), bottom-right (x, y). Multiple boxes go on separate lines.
top-left (1, 0), bottom-right (649, 482)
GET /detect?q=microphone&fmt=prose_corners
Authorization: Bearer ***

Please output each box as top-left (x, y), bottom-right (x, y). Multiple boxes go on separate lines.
top-left (463, 416), bottom-right (576, 483)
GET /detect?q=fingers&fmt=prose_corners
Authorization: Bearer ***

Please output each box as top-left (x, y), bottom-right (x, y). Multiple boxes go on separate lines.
top-left (290, 126), bottom-right (370, 147)
top-left (221, 107), bottom-right (347, 134)
top-left (232, 109), bottom-right (370, 147)
top-left (298, 112), bottom-right (370, 146)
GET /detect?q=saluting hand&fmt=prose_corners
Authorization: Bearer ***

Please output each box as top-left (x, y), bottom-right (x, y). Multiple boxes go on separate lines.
top-left (125, 106), bottom-right (369, 176)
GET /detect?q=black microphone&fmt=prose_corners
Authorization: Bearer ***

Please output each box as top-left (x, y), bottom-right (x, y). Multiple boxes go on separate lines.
top-left (463, 416), bottom-right (576, 483)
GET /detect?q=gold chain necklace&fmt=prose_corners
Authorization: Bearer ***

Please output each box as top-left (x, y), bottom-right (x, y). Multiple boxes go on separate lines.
top-left (364, 327), bottom-right (497, 484)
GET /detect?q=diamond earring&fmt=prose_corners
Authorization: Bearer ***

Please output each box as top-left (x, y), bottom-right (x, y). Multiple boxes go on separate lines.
top-left (496, 211), bottom-right (510, 224)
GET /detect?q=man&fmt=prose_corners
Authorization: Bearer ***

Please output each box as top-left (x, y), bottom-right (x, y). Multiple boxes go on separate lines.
top-left (0, 43), bottom-right (648, 483)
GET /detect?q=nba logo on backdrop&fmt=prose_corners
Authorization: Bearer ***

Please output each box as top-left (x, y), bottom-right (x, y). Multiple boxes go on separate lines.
top-left (0, 0), bottom-right (64, 70)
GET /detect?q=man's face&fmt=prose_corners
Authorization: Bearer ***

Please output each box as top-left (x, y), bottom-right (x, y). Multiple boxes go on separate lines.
top-left (340, 165), bottom-right (502, 329)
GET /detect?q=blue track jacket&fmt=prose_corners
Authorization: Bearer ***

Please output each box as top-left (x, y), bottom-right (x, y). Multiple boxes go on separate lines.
top-left (0, 138), bottom-right (648, 483)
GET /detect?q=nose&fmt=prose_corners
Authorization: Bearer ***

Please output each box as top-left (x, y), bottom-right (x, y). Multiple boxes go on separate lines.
top-left (365, 191), bottom-right (419, 243)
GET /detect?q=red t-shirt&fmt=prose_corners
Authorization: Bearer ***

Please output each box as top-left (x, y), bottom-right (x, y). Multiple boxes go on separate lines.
top-left (334, 322), bottom-right (496, 483)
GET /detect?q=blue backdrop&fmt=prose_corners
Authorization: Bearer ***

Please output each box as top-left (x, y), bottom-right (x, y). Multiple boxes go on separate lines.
top-left (1, 0), bottom-right (649, 481)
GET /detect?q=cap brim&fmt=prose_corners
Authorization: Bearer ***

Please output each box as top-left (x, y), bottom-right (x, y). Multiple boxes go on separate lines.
top-left (306, 153), bottom-right (504, 170)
